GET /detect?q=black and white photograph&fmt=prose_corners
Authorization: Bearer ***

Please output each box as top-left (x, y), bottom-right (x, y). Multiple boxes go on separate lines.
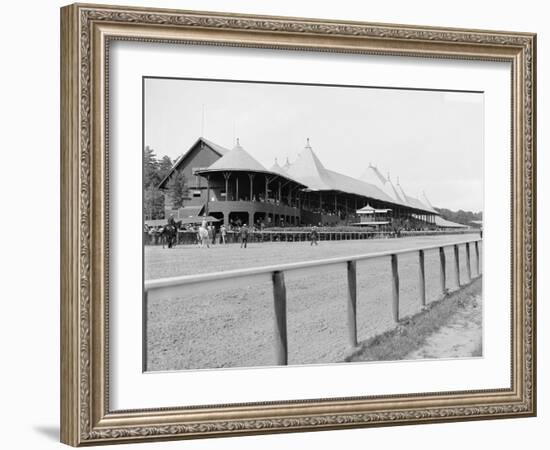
top-left (142, 77), bottom-right (484, 372)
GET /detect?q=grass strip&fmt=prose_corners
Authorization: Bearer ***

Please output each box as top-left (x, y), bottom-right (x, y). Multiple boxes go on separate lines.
top-left (345, 277), bottom-right (482, 362)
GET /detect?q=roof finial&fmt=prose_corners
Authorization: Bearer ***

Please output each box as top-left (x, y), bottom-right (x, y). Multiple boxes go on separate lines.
top-left (306, 137), bottom-right (311, 147)
top-left (274, 157), bottom-right (278, 165)
top-left (236, 137), bottom-right (240, 146)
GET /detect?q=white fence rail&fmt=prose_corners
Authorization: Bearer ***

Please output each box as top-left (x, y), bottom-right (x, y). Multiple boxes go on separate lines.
top-left (144, 238), bottom-right (482, 369)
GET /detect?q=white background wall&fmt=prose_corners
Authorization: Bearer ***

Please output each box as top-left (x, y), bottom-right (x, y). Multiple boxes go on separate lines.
top-left (0, 1), bottom-right (546, 449)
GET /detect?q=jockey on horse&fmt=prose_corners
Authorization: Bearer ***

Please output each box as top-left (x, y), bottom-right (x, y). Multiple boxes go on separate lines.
top-left (161, 215), bottom-right (178, 248)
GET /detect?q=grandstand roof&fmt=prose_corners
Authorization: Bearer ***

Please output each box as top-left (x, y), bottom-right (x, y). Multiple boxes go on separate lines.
top-left (285, 140), bottom-right (333, 190)
top-left (206, 139), bottom-right (267, 172)
top-left (269, 158), bottom-right (287, 176)
top-left (396, 181), bottom-right (439, 214)
top-left (182, 137), bottom-right (440, 215)
top-left (196, 140), bottom-right (305, 187)
top-left (285, 140), bottom-right (423, 208)
top-left (396, 180), bottom-right (409, 205)
top-left (359, 165), bottom-right (404, 204)
top-left (325, 169), bottom-right (396, 203)
top-left (282, 157), bottom-right (291, 171)
top-left (421, 191), bottom-right (436, 210)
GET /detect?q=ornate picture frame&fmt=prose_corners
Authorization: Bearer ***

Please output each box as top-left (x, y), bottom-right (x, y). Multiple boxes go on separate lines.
top-left (60, 3), bottom-right (536, 446)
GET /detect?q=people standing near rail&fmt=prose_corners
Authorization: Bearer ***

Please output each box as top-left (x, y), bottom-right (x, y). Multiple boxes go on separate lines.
top-left (207, 225), bottom-right (213, 247)
top-left (211, 224), bottom-right (217, 246)
top-left (220, 224), bottom-right (227, 244)
top-left (240, 224), bottom-right (249, 248)
top-left (310, 226), bottom-right (319, 246)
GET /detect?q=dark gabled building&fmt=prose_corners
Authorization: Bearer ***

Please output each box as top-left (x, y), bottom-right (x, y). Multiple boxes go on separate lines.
top-left (158, 137), bottom-right (229, 219)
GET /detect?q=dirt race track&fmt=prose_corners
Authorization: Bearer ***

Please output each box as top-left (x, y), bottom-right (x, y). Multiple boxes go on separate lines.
top-left (145, 233), bottom-right (482, 371)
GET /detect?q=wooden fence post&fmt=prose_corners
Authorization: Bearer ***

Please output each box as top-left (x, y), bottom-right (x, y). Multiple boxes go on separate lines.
top-left (418, 249), bottom-right (426, 307)
top-left (466, 242), bottom-right (472, 281)
top-left (439, 247), bottom-right (446, 295)
top-left (475, 241), bottom-right (480, 275)
top-left (454, 244), bottom-right (460, 287)
top-left (391, 254), bottom-right (399, 322)
top-left (272, 271), bottom-right (288, 365)
top-left (347, 261), bottom-right (358, 347)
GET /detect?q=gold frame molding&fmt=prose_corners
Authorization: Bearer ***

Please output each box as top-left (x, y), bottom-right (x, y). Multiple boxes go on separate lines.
top-left (60, 3), bottom-right (536, 446)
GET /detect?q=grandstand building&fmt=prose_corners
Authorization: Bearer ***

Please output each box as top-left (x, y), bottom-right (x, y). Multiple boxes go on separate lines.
top-left (158, 137), bottom-right (442, 228)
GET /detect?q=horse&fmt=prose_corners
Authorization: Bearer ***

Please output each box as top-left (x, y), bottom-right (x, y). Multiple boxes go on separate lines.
top-left (198, 224), bottom-right (210, 248)
top-left (160, 223), bottom-right (178, 249)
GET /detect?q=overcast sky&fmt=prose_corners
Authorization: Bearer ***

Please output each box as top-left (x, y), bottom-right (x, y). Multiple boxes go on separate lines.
top-left (144, 77), bottom-right (484, 212)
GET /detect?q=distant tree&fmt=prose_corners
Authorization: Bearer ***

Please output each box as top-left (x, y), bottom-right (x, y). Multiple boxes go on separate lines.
top-left (166, 170), bottom-right (188, 209)
top-left (158, 155), bottom-right (173, 182)
top-left (435, 207), bottom-right (482, 225)
top-left (144, 145), bottom-right (160, 188)
top-left (144, 186), bottom-right (165, 220)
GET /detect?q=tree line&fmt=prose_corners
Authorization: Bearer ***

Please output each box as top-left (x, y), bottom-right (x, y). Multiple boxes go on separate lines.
top-left (144, 145), bottom-right (187, 220)
top-left (434, 207), bottom-right (483, 226)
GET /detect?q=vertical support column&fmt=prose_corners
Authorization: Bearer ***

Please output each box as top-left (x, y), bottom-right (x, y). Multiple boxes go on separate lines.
top-left (418, 249), bottom-right (426, 307)
top-left (223, 172), bottom-right (230, 202)
top-left (391, 254), bottom-right (399, 322)
top-left (439, 247), bottom-right (446, 295)
top-left (248, 173), bottom-right (255, 201)
top-left (265, 175), bottom-right (269, 201)
top-left (454, 244), bottom-right (460, 287)
top-left (205, 175), bottom-right (210, 216)
top-left (347, 261), bottom-right (358, 347)
top-left (466, 242), bottom-right (472, 281)
top-left (272, 271), bottom-right (288, 365)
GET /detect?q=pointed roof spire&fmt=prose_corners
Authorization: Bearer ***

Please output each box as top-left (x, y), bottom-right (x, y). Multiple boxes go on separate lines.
top-left (282, 156), bottom-right (291, 171)
top-left (421, 190), bottom-right (437, 210)
top-left (285, 140), bottom-right (332, 190)
top-left (270, 157), bottom-right (286, 175)
top-left (397, 180), bottom-right (409, 205)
